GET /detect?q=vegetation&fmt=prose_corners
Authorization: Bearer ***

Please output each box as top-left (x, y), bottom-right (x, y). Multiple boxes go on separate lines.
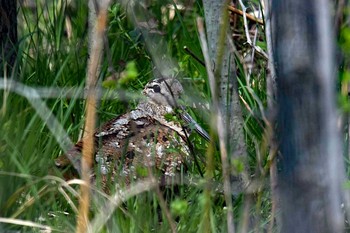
top-left (0, 0), bottom-right (349, 232)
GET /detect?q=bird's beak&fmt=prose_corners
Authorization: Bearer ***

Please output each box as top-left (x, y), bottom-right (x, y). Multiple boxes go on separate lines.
top-left (179, 106), bottom-right (210, 142)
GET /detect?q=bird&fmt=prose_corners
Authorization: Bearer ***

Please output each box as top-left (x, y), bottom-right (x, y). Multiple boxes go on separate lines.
top-left (55, 77), bottom-right (209, 190)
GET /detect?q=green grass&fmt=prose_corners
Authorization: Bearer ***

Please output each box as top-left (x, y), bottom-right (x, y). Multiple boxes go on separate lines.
top-left (0, 0), bottom-right (278, 232)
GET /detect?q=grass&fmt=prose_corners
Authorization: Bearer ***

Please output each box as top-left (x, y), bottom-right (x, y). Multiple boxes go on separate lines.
top-left (0, 0), bottom-right (281, 232)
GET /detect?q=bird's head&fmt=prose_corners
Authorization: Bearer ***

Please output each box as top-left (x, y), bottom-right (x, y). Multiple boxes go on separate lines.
top-left (142, 77), bottom-right (210, 141)
top-left (143, 78), bottom-right (183, 108)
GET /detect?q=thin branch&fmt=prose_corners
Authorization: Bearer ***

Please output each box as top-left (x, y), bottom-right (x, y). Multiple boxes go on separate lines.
top-left (197, 17), bottom-right (235, 233)
top-left (247, 17), bottom-right (260, 79)
top-left (237, 0), bottom-right (252, 44)
top-left (262, 0), bottom-right (278, 231)
top-left (235, 1), bottom-right (268, 59)
top-left (76, 1), bottom-right (110, 232)
top-left (228, 5), bottom-right (264, 25)
top-left (183, 46), bottom-right (206, 67)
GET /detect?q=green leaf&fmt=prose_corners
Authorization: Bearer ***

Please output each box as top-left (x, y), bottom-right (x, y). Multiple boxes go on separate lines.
top-left (102, 78), bottom-right (118, 89)
top-left (171, 199), bottom-right (188, 216)
top-left (232, 159), bottom-right (244, 174)
top-left (118, 61), bottom-right (138, 86)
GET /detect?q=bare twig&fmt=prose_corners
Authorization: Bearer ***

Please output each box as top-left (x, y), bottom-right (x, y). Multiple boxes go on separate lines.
top-left (237, 0), bottom-right (252, 44)
top-left (183, 46), bottom-right (206, 67)
top-left (334, 0), bottom-right (345, 33)
top-left (247, 10), bottom-right (260, 79)
top-left (228, 5), bottom-right (264, 25)
top-left (197, 17), bottom-right (235, 233)
top-left (262, 1), bottom-right (279, 232)
top-left (268, 152), bottom-right (278, 233)
top-left (236, 1), bottom-right (268, 59)
top-left (238, 194), bottom-right (252, 233)
top-left (263, 1), bottom-right (276, 100)
top-left (75, 1), bottom-right (110, 232)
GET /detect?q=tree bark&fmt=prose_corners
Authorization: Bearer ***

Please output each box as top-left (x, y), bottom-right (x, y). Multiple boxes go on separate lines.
top-left (272, 0), bottom-right (345, 232)
top-left (202, 0), bottom-right (248, 188)
top-left (0, 0), bottom-right (17, 76)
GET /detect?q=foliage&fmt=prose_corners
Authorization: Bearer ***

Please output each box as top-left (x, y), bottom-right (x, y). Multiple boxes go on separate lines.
top-left (2, 0), bottom-right (348, 232)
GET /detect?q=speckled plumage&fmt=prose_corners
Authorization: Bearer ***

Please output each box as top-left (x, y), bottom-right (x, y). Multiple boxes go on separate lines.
top-left (55, 78), bottom-right (193, 187)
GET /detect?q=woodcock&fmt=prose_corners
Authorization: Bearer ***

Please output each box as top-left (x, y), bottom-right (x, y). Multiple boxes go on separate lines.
top-left (55, 78), bottom-right (209, 188)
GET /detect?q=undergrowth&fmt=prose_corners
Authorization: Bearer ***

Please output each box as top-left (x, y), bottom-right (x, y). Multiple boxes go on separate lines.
top-left (0, 0), bottom-right (283, 232)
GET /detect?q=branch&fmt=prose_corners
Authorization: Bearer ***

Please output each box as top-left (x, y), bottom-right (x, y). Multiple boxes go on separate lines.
top-left (76, 1), bottom-right (110, 232)
top-left (228, 5), bottom-right (264, 25)
top-left (197, 17), bottom-right (235, 233)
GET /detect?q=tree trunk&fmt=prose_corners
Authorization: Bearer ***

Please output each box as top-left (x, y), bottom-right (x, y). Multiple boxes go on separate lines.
top-left (0, 0), bottom-right (17, 76)
top-left (271, 0), bottom-right (345, 232)
top-left (203, 0), bottom-right (248, 189)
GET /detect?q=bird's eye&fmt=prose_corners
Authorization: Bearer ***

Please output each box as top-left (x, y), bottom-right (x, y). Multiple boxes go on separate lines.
top-left (152, 85), bottom-right (161, 93)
